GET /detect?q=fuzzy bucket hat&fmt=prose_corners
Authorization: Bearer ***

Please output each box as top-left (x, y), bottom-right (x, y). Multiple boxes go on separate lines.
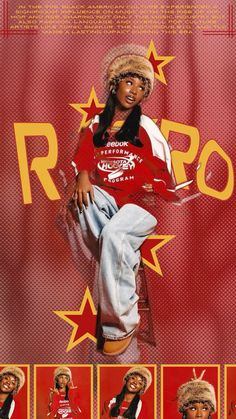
top-left (177, 369), bottom-right (217, 413)
top-left (107, 54), bottom-right (154, 97)
top-left (54, 366), bottom-right (72, 383)
top-left (0, 366), bottom-right (25, 394)
top-left (124, 366), bottom-right (152, 394)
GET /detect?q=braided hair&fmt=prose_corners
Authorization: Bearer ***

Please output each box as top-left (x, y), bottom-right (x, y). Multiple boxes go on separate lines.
top-left (109, 385), bottom-right (140, 419)
top-left (93, 72), bottom-right (148, 148)
top-left (0, 394), bottom-right (13, 419)
top-left (55, 380), bottom-right (69, 400)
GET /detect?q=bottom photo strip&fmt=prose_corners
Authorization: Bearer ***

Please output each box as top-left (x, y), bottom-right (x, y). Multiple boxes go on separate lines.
top-left (0, 364), bottom-right (236, 418)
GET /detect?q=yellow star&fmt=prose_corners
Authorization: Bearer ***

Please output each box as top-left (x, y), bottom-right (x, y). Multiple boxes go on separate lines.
top-left (70, 86), bottom-right (105, 131)
top-left (147, 40), bottom-right (175, 85)
top-left (54, 287), bottom-right (97, 352)
top-left (141, 235), bottom-right (175, 277)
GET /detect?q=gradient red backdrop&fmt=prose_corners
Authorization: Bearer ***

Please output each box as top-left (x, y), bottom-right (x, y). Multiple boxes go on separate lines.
top-left (35, 365), bottom-right (92, 418)
top-left (162, 365), bottom-right (219, 418)
top-left (98, 365), bottom-right (156, 418)
top-left (0, 0), bottom-right (235, 417)
top-left (0, 365), bottom-right (29, 419)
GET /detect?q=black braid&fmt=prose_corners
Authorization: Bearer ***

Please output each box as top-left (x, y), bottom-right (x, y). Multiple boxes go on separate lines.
top-left (93, 93), bottom-right (116, 147)
top-left (115, 104), bottom-right (143, 147)
top-left (0, 394), bottom-right (13, 419)
top-left (109, 385), bottom-right (140, 418)
top-left (123, 394), bottom-right (140, 418)
top-left (110, 385), bottom-right (126, 417)
top-left (55, 382), bottom-right (69, 400)
top-left (93, 94), bottom-right (143, 148)
top-left (65, 385), bottom-right (69, 401)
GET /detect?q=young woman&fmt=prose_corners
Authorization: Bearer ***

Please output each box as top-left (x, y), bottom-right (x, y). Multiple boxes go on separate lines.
top-left (228, 400), bottom-right (236, 417)
top-left (101, 366), bottom-right (152, 419)
top-left (72, 50), bottom-right (179, 356)
top-left (0, 366), bottom-right (25, 419)
top-left (176, 369), bottom-right (217, 419)
top-left (47, 367), bottom-right (83, 418)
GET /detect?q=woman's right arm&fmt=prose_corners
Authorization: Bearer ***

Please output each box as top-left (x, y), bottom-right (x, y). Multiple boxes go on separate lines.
top-left (47, 389), bottom-right (58, 417)
top-left (74, 170), bottom-right (95, 212)
top-left (101, 400), bottom-right (111, 418)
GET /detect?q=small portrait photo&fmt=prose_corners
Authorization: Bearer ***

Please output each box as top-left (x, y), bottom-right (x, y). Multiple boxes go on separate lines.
top-left (34, 364), bottom-right (92, 419)
top-left (0, 364), bottom-right (29, 419)
top-left (161, 364), bottom-right (220, 419)
top-left (98, 364), bottom-right (156, 419)
top-left (225, 365), bottom-right (236, 418)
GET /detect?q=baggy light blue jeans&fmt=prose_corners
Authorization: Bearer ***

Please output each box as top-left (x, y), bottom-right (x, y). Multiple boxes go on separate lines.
top-left (77, 186), bottom-right (157, 340)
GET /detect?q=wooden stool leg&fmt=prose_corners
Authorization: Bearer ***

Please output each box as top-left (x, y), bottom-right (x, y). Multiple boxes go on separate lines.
top-left (136, 262), bottom-right (156, 346)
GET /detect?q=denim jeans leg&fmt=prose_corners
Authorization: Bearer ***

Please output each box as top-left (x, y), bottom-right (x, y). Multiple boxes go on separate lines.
top-left (77, 186), bottom-right (119, 260)
top-left (98, 203), bottom-right (157, 340)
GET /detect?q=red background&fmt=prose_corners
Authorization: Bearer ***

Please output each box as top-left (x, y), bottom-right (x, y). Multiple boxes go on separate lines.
top-left (226, 366), bottom-right (236, 418)
top-left (98, 365), bottom-right (156, 418)
top-left (0, 0), bottom-right (235, 417)
top-left (162, 365), bottom-right (219, 419)
top-left (0, 365), bottom-right (29, 419)
top-left (35, 365), bottom-right (92, 418)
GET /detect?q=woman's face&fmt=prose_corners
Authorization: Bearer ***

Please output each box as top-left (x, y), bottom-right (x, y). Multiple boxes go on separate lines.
top-left (126, 374), bottom-right (144, 394)
top-left (185, 402), bottom-right (211, 418)
top-left (115, 76), bottom-right (146, 111)
top-left (0, 374), bottom-right (17, 394)
top-left (57, 374), bottom-right (69, 389)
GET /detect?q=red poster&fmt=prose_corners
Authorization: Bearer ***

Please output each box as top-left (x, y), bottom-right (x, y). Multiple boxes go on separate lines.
top-left (0, 0), bottom-right (235, 417)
